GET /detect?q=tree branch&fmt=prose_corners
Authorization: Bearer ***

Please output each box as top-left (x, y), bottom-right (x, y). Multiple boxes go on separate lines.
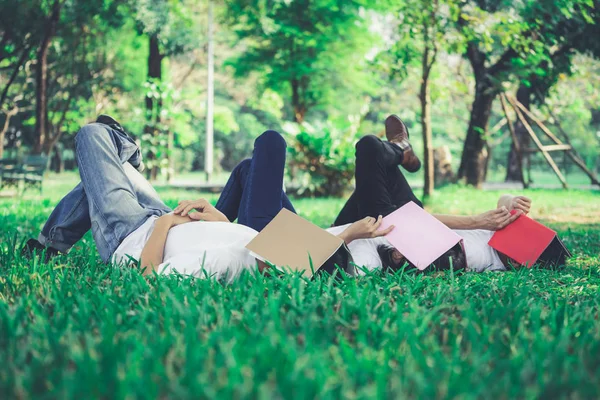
top-left (488, 47), bottom-right (518, 77)
top-left (0, 44), bottom-right (32, 110)
top-left (175, 58), bottom-right (200, 90)
top-left (1, 105), bottom-right (19, 132)
top-left (466, 41), bottom-right (486, 81)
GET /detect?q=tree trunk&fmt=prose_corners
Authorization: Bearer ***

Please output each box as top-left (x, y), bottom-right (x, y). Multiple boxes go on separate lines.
top-left (0, 119), bottom-right (7, 159)
top-left (42, 128), bottom-right (64, 160)
top-left (505, 85), bottom-right (532, 182)
top-left (33, 1), bottom-right (61, 155)
top-left (146, 34), bottom-right (162, 113)
top-left (0, 46), bottom-right (31, 112)
top-left (51, 146), bottom-right (64, 173)
top-left (291, 78), bottom-right (305, 123)
top-left (146, 34), bottom-right (163, 181)
top-left (167, 129), bottom-right (174, 183)
top-left (457, 79), bottom-right (495, 188)
top-left (33, 38), bottom-right (51, 154)
top-left (420, 54), bottom-right (434, 198)
top-left (0, 109), bottom-right (17, 159)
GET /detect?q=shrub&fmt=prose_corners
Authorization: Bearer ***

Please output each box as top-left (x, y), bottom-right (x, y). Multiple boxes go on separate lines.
top-left (285, 117), bottom-right (361, 198)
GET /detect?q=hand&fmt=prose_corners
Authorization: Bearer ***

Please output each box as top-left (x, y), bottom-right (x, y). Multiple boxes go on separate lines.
top-left (339, 215), bottom-right (395, 244)
top-left (159, 213), bottom-right (195, 228)
top-left (173, 198), bottom-right (228, 222)
top-left (174, 198), bottom-right (212, 216)
top-left (475, 207), bottom-right (522, 231)
top-left (510, 196), bottom-right (532, 215)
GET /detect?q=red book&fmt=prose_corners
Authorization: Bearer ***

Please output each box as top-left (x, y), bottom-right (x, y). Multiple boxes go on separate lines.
top-left (488, 211), bottom-right (571, 267)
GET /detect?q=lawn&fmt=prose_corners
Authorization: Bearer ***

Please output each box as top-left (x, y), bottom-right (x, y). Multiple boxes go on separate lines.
top-left (1, 174), bottom-right (599, 399)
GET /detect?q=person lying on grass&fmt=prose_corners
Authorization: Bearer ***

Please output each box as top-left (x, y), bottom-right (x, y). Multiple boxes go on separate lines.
top-left (171, 115), bottom-right (529, 274)
top-left (328, 114), bottom-right (532, 273)
top-left (23, 116), bottom-right (390, 281)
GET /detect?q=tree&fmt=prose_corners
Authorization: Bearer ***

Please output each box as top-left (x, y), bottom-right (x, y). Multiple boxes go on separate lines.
top-left (40, 22), bottom-right (123, 159)
top-left (454, 1), bottom-right (527, 187)
top-left (0, 0), bottom-right (41, 157)
top-left (388, 0), bottom-right (459, 198)
top-left (225, 0), bottom-right (378, 122)
top-left (456, 0), bottom-right (599, 187)
top-left (505, 0), bottom-right (600, 182)
top-left (3, 0), bottom-right (128, 155)
top-left (134, 0), bottom-right (200, 180)
top-left (32, 0), bottom-right (63, 154)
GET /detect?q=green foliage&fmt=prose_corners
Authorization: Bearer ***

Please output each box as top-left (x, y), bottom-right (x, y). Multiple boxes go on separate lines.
top-left (133, 0), bottom-right (200, 56)
top-left (225, 0), bottom-right (379, 121)
top-left (455, 0), bottom-right (600, 89)
top-left (140, 80), bottom-right (194, 175)
top-left (1, 0), bottom-right (599, 185)
top-left (1, 181), bottom-right (600, 398)
top-left (381, 0), bottom-right (461, 80)
top-left (286, 117), bottom-right (362, 197)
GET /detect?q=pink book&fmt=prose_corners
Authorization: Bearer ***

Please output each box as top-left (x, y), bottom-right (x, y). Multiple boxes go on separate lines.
top-left (380, 201), bottom-right (465, 270)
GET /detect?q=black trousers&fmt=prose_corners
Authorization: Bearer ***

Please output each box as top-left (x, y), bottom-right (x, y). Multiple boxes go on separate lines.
top-left (333, 135), bottom-right (423, 226)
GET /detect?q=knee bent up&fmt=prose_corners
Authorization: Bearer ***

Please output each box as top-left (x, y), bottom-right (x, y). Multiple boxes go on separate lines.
top-left (74, 123), bottom-right (111, 148)
top-left (255, 130), bottom-right (287, 151)
top-left (355, 135), bottom-right (381, 156)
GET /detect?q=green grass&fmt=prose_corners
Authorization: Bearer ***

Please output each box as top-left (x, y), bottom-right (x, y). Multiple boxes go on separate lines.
top-left (1, 174), bottom-right (600, 399)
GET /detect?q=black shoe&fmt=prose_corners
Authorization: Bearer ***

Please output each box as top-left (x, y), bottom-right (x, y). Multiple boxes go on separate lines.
top-left (96, 114), bottom-right (125, 132)
top-left (21, 239), bottom-right (61, 263)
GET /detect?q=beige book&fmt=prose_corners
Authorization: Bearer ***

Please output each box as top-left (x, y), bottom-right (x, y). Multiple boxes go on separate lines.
top-left (246, 209), bottom-right (345, 278)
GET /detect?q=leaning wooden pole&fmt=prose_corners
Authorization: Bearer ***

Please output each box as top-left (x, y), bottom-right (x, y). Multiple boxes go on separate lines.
top-left (511, 97), bottom-right (600, 187)
top-left (506, 96), bottom-right (568, 189)
top-left (500, 94), bottom-right (527, 188)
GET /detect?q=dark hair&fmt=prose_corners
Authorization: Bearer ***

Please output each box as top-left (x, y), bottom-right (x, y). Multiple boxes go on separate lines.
top-left (377, 243), bottom-right (466, 273)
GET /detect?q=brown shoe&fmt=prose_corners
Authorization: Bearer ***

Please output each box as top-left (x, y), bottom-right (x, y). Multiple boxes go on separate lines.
top-left (385, 114), bottom-right (409, 142)
top-left (385, 115), bottom-right (421, 173)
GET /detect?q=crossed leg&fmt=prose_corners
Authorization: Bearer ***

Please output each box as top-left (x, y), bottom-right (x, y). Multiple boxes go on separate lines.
top-left (333, 135), bottom-right (422, 226)
top-left (38, 123), bottom-right (170, 262)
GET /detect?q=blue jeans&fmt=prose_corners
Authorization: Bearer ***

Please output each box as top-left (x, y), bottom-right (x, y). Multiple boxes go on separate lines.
top-left (39, 123), bottom-right (171, 262)
top-left (40, 125), bottom-right (293, 261)
top-left (216, 130), bottom-right (296, 231)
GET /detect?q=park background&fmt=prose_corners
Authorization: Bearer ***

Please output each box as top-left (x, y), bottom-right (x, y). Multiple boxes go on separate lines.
top-left (1, 0), bottom-right (600, 398)
top-left (1, 0), bottom-right (599, 194)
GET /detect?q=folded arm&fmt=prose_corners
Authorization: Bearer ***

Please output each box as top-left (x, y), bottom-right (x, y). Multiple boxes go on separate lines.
top-left (433, 214), bottom-right (480, 230)
top-left (434, 208), bottom-right (521, 230)
top-left (139, 214), bottom-right (195, 276)
top-left (434, 194), bottom-right (531, 231)
top-left (174, 198), bottom-right (229, 222)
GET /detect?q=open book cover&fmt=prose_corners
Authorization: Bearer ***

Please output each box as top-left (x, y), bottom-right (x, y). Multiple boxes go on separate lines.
top-left (246, 209), bottom-right (353, 277)
top-left (488, 212), bottom-right (571, 267)
top-left (380, 201), bottom-right (466, 270)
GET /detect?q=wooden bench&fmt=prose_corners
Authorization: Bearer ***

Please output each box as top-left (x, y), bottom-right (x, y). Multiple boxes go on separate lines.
top-left (0, 155), bottom-right (48, 194)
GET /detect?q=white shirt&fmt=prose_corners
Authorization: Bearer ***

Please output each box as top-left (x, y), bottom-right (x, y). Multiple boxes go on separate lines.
top-left (113, 218), bottom-right (505, 280)
top-left (326, 224), bottom-right (390, 275)
top-left (326, 225), bottom-right (506, 273)
top-left (453, 229), bottom-right (506, 272)
top-left (113, 216), bottom-right (259, 282)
